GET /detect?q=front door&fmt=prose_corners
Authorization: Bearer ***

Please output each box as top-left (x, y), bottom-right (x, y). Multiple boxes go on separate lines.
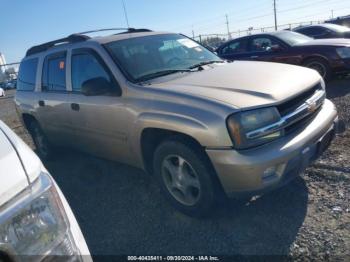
top-left (68, 48), bottom-right (130, 162)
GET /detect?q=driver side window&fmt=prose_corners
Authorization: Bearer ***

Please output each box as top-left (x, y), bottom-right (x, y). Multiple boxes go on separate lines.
top-left (250, 37), bottom-right (278, 52)
top-left (71, 50), bottom-right (113, 92)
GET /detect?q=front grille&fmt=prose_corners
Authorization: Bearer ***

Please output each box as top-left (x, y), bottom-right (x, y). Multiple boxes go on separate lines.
top-left (278, 83), bottom-right (324, 135)
top-left (246, 83), bottom-right (325, 141)
top-left (284, 106), bottom-right (321, 135)
top-left (277, 83), bottom-right (322, 116)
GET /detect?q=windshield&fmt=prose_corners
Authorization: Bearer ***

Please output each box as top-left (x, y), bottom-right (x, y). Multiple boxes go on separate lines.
top-left (105, 34), bottom-right (221, 82)
top-left (275, 31), bottom-right (313, 45)
top-left (322, 23), bottom-right (350, 33)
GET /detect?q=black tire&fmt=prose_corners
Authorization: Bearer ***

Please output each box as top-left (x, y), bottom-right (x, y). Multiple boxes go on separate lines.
top-left (303, 57), bottom-right (332, 82)
top-left (153, 139), bottom-right (218, 217)
top-left (28, 120), bottom-right (53, 161)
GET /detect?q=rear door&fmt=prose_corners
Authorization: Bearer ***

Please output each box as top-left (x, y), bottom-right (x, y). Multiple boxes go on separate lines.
top-left (35, 51), bottom-right (75, 146)
top-left (68, 48), bottom-right (130, 162)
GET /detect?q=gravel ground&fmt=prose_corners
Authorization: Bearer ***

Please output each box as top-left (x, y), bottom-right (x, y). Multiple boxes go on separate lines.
top-left (0, 78), bottom-right (349, 261)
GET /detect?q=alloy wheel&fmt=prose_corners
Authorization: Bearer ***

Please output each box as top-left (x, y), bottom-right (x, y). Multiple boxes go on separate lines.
top-left (161, 155), bottom-right (201, 206)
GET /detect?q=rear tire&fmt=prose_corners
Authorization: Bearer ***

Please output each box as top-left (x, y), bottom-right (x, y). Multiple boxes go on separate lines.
top-left (28, 121), bottom-right (53, 161)
top-left (303, 58), bottom-right (332, 81)
top-left (153, 139), bottom-right (218, 217)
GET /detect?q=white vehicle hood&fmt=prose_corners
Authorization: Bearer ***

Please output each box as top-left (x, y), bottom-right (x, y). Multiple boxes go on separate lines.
top-left (0, 128), bottom-right (28, 206)
top-left (0, 121), bottom-right (42, 206)
top-left (149, 61), bottom-right (322, 109)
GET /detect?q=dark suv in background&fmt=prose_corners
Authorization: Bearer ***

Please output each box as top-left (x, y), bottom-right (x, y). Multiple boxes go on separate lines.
top-left (216, 30), bottom-right (350, 80)
top-left (293, 24), bottom-right (350, 39)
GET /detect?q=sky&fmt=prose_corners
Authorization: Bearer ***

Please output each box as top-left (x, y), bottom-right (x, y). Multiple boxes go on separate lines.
top-left (1, 0), bottom-right (350, 63)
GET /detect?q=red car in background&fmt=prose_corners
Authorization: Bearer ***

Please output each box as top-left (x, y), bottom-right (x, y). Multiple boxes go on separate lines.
top-left (216, 31), bottom-right (350, 81)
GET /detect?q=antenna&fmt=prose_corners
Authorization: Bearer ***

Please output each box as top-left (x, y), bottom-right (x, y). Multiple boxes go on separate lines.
top-left (122, 0), bottom-right (130, 28)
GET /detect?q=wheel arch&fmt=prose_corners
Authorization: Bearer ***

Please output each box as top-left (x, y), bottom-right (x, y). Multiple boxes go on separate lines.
top-left (140, 128), bottom-right (204, 175)
top-left (21, 113), bottom-right (37, 130)
top-left (301, 54), bottom-right (330, 65)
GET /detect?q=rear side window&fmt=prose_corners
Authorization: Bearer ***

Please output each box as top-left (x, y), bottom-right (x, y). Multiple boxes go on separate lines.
top-left (42, 52), bottom-right (66, 91)
top-left (17, 58), bottom-right (38, 91)
top-left (221, 40), bottom-right (247, 55)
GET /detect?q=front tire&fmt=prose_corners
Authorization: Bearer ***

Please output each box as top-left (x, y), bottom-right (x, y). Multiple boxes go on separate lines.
top-left (28, 121), bottom-right (53, 161)
top-left (153, 139), bottom-right (218, 217)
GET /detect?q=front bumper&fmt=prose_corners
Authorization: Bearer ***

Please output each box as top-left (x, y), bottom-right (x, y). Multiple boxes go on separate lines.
top-left (207, 99), bottom-right (339, 197)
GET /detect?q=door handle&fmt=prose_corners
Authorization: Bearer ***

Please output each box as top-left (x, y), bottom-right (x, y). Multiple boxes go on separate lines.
top-left (250, 55), bottom-right (259, 59)
top-left (71, 103), bottom-right (80, 111)
top-left (38, 100), bottom-right (45, 107)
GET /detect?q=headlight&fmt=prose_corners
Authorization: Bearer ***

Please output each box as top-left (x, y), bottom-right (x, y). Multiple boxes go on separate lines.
top-left (0, 173), bottom-right (80, 261)
top-left (336, 47), bottom-right (350, 59)
top-left (227, 107), bottom-right (283, 149)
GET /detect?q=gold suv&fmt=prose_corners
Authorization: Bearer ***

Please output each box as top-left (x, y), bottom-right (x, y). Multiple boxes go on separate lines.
top-left (15, 29), bottom-right (340, 216)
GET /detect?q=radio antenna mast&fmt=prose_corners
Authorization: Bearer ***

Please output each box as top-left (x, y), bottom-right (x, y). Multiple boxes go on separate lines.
top-left (122, 0), bottom-right (130, 28)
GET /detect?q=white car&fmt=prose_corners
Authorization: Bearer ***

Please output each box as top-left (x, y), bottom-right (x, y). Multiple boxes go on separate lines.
top-left (0, 88), bottom-right (4, 97)
top-left (0, 120), bottom-right (91, 261)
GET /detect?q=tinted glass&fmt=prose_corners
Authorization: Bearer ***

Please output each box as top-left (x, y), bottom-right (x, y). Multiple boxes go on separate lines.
top-left (105, 34), bottom-right (221, 81)
top-left (71, 52), bottom-right (111, 92)
top-left (17, 58), bottom-right (38, 91)
top-left (42, 53), bottom-right (66, 91)
top-left (221, 40), bottom-right (247, 54)
top-left (304, 27), bottom-right (327, 36)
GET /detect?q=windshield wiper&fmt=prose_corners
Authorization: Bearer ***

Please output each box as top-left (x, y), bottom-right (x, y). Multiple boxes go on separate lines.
top-left (189, 60), bottom-right (224, 69)
top-left (135, 69), bottom-right (192, 82)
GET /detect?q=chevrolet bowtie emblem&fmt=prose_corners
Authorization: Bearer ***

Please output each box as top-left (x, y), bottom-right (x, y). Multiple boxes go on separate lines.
top-left (307, 100), bottom-right (318, 113)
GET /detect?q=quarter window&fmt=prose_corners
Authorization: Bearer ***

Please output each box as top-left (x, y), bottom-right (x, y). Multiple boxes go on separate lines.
top-left (71, 51), bottom-right (112, 92)
top-left (42, 52), bottom-right (67, 91)
top-left (17, 58), bottom-right (38, 91)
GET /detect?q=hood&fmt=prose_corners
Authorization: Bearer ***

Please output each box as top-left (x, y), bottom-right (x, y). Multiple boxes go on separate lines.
top-left (0, 121), bottom-right (42, 183)
top-left (149, 61), bottom-right (321, 109)
top-left (295, 38), bottom-right (350, 47)
top-left (0, 127), bottom-right (29, 206)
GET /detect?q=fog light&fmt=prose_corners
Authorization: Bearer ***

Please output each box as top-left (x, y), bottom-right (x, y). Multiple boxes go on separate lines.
top-left (263, 166), bottom-right (277, 179)
top-left (262, 164), bottom-right (287, 182)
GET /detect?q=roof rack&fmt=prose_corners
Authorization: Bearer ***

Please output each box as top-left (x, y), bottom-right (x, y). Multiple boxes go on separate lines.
top-left (26, 34), bottom-right (90, 57)
top-left (25, 28), bottom-right (153, 57)
top-left (76, 27), bottom-right (152, 35)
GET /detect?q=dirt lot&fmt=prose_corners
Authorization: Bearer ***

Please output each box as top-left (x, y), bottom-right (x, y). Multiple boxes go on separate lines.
top-left (0, 78), bottom-right (349, 261)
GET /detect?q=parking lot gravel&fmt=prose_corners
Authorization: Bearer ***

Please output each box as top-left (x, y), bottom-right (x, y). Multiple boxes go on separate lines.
top-left (0, 77), bottom-right (349, 261)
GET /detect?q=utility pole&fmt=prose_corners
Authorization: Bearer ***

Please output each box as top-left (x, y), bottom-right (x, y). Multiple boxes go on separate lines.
top-left (331, 10), bottom-right (334, 19)
top-left (192, 25), bottom-right (195, 39)
top-left (273, 0), bottom-right (278, 31)
top-left (225, 14), bottom-right (231, 39)
top-left (122, 0), bottom-right (130, 28)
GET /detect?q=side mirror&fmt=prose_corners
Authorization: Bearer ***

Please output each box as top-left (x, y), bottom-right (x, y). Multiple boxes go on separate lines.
top-left (81, 77), bottom-right (112, 96)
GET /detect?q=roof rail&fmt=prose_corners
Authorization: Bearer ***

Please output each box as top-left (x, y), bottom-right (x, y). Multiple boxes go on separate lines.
top-left (77, 28), bottom-right (152, 35)
top-left (26, 34), bottom-right (89, 57)
top-left (25, 28), bottom-right (153, 57)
